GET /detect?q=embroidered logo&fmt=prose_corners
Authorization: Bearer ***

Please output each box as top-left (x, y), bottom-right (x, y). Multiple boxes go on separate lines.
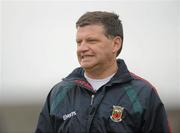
top-left (110, 105), bottom-right (124, 122)
top-left (63, 111), bottom-right (76, 120)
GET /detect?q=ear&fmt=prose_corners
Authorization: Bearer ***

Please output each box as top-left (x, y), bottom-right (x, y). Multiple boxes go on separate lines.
top-left (112, 36), bottom-right (122, 54)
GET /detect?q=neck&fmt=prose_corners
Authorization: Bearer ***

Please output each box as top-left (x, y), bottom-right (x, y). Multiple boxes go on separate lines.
top-left (85, 60), bottom-right (118, 79)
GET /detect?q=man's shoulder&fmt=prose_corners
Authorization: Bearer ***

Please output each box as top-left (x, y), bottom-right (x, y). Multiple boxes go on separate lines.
top-left (129, 72), bottom-right (158, 94)
top-left (50, 67), bottom-right (83, 96)
top-left (125, 73), bottom-right (162, 108)
top-left (48, 80), bottom-right (77, 113)
top-left (50, 80), bottom-right (76, 98)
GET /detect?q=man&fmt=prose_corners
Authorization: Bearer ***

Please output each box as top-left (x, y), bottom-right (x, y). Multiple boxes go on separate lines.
top-left (35, 11), bottom-right (171, 133)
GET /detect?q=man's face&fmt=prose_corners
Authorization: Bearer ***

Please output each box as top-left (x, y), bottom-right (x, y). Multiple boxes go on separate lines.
top-left (76, 24), bottom-right (118, 72)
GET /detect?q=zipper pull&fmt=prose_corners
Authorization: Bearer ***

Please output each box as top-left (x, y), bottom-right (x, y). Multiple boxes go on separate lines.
top-left (90, 95), bottom-right (94, 105)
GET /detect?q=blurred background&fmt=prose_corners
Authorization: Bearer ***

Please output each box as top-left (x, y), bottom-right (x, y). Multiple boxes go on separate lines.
top-left (0, 0), bottom-right (180, 132)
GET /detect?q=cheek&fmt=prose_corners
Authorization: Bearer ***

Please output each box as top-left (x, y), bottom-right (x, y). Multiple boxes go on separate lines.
top-left (76, 47), bottom-right (79, 53)
top-left (76, 48), bottom-right (81, 56)
top-left (76, 51), bottom-right (81, 61)
top-left (101, 45), bottom-right (113, 55)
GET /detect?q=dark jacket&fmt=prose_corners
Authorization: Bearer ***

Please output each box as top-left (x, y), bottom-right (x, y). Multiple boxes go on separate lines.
top-left (35, 59), bottom-right (171, 133)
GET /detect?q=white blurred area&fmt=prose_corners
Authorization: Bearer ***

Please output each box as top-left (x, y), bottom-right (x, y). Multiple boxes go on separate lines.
top-left (0, 0), bottom-right (180, 109)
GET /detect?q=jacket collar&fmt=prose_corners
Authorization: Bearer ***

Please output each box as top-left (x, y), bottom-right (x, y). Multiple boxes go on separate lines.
top-left (63, 59), bottom-right (133, 92)
top-left (108, 59), bottom-right (133, 85)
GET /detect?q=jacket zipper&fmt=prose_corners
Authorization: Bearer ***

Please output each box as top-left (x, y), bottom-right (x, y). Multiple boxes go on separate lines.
top-left (90, 95), bottom-right (94, 105)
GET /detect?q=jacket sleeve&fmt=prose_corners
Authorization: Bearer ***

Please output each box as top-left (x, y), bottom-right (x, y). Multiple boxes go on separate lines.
top-left (142, 88), bottom-right (171, 133)
top-left (35, 91), bottom-right (54, 133)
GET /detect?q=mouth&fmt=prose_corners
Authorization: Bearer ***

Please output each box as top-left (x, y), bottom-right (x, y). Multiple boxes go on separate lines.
top-left (81, 55), bottom-right (93, 60)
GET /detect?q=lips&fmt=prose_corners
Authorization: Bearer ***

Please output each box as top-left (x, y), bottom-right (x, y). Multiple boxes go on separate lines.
top-left (81, 55), bottom-right (93, 59)
top-left (81, 55), bottom-right (92, 59)
top-left (80, 55), bottom-right (94, 62)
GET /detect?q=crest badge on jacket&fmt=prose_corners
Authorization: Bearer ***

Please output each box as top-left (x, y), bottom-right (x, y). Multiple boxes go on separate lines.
top-left (110, 105), bottom-right (124, 122)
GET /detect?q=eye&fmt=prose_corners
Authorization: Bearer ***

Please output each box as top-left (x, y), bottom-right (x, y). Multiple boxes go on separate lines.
top-left (87, 39), bottom-right (98, 44)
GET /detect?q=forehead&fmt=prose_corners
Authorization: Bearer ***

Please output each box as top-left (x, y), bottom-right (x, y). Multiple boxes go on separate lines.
top-left (76, 24), bottom-right (105, 36)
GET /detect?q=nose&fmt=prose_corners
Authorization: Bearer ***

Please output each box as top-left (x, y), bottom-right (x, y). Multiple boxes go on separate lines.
top-left (77, 41), bottom-right (89, 52)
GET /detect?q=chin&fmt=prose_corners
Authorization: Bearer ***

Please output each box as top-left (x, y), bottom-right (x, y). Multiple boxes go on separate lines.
top-left (80, 64), bottom-right (94, 70)
top-left (79, 60), bottom-right (97, 69)
top-left (81, 65), bottom-right (91, 69)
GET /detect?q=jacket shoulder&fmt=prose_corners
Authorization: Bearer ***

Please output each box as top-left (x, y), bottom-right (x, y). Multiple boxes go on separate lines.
top-left (49, 80), bottom-right (76, 113)
top-left (130, 72), bottom-right (157, 93)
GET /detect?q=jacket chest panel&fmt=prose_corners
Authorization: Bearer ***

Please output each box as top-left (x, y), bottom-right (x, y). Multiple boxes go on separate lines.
top-left (52, 84), bottom-right (142, 133)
